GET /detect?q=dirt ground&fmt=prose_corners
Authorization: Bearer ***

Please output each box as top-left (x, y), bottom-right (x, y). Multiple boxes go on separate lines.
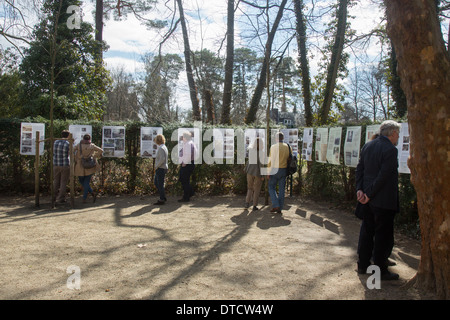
top-left (0, 193), bottom-right (434, 300)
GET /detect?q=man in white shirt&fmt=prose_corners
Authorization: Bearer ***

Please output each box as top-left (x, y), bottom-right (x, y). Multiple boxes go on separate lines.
top-left (178, 131), bottom-right (197, 202)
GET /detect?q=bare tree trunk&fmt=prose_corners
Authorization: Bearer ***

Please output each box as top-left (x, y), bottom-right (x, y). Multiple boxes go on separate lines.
top-left (293, 0), bottom-right (312, 126)
top-left (244, 0), bottom-right (288, 124)
top-left (176, 0), bottom-right (201, 120)
top-left (318, 0), bottom-right (348, 125)
top-left (385, 0), bottom-right (450, 299)
top-left (49, 0), bottom-right (65, 208)
top-left (221, 0), bottom-right (235, 125)
top-left (204, 89), bottom-right (215, 124)
top-left (281, 76), bottom-right (287, 112)
top-left (95, 0), bottom-right (103, 61)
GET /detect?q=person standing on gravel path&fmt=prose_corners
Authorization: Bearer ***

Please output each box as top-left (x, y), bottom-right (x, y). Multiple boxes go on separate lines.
top-left (245, 137), bottom-right (264, 211)
top-left (267, 132), bottom-right (289, 214)
top-left (178, 131), bottom-right (197, 202)
top-left (53, 130), bottom-right (71, 204)
top-left (153, 134), bottom-right (168, 205)
top-left (355, 120), bottom-right (401, 281)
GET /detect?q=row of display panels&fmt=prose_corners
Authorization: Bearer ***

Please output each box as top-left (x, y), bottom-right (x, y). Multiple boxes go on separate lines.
top-left (19, 123), bottom-right (410, 173)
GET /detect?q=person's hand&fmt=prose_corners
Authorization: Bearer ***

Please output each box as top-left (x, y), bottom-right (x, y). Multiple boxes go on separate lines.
top-left (356, 190), bottom-right (364, 202)
top-left (363, 194), bottom-right (370, 204)
top-left (357, 190), bottom-right (370, 204)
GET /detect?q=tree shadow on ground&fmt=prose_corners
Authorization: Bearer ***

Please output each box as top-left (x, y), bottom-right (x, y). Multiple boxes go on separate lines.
top-left (292, 199), bottom-right (424, 300)
top-left (0, 195), bottom-right (425, 300)
top-left (230, 207), bottom-right (291, 230)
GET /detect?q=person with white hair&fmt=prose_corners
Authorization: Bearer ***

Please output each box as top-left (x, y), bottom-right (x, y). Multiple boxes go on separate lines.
top-left (178, 131), bottom-right (197, 202)
top-left (355, 120), bottom-right (402, 281)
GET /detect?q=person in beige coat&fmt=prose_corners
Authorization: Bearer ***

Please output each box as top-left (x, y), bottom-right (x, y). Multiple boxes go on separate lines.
top-left (74, 134), bottom-right (103, 203)
top-left (245, 137), bottom-right (264, 211)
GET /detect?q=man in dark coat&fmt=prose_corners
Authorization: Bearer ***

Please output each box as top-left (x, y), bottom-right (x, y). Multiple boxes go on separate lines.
top-left (356, 120), bottom-right (401, 280)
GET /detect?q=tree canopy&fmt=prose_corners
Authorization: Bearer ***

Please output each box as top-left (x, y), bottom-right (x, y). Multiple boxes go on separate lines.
top-left (18, 0), bottom-right (110, 120)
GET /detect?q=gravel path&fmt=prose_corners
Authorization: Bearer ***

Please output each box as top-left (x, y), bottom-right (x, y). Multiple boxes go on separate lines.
top-left (0, 194), bottom-right (425, 300)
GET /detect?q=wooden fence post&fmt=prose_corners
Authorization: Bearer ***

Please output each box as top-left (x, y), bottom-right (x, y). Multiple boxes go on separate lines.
top-left (69, 133), bottom-right (75, 208)
top-left (35, 131), bottom-right (40, 208)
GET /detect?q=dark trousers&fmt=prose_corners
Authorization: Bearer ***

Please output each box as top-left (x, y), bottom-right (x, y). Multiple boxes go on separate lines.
top-left (179, 163), bottom-right (195, 200)
top-left (154, 168), bottom-right (167, 201)
top-left (357, 203), bottom-right (395, 272)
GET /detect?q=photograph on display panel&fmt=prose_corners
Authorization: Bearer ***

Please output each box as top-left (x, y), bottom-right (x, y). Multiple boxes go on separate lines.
top-left (281, 128), bottom-right (299, 157)
top-left (343, 126), bottom-right (361, 168)
top-left (326, 127), bottom-right (342, 165)
top-left (69, 125), bottom-right (93, 146)
top-left (301, 128), bottom-right (313, 161)
top-left (396, 123), bottom-right (411, 174)
top-left (141, 127), bottom-right (163, 158)
top-left (315, 128), bottom-right (328, 163)
top-left (20, 122), bottom-right (45, 156)
top-left (102, 126), bottom-right (126, 158)
top-left (213, 128), bottom-right (235, 159)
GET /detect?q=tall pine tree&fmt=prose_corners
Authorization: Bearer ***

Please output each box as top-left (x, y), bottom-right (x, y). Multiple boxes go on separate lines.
top-left (20, 0), bottom-right (110, 120)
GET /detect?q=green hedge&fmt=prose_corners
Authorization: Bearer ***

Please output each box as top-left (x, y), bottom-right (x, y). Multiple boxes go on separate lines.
top-left (0, 117), bottom-right (418, 236)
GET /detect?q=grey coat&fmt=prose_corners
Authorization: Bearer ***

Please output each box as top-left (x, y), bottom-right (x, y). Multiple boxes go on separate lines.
top-left (155, 144), bottom-right (168, 170)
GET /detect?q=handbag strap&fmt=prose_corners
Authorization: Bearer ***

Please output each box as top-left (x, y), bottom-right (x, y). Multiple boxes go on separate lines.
top-left (79, 143), bottom-right (92, 159)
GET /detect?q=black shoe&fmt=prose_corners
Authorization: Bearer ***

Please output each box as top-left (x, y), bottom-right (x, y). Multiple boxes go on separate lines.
top-left (357, 263), bottom-right (369, 274)
top-left (178, 198), bottom-right (189, 203)
top-left (357, 266), bottom-right (368, 274)
top-left (381, 270), bottom-right (399, 281)
top-left (154, 200), bottom-right (165, 205)
top-left (252, 206), bottom-right (258, 211)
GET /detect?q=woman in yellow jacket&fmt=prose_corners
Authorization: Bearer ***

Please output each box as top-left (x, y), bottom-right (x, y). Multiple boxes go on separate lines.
top-left (74, 134), bottom-right (103, 203)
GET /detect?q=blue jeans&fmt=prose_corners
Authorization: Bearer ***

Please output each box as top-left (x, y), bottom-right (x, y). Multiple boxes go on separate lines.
top-left (78, 175), bottom-right (93, 200)
top-left (155, 168), bottom-right (167, 201)
top-left (268, 168), bottom-right (287, 209)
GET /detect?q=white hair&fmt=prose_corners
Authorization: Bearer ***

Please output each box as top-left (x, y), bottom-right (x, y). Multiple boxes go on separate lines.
top-left (380, 120), bottom-right (401, 137)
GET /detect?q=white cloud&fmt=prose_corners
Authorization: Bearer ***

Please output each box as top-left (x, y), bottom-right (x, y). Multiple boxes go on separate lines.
top-left (95, 0), bottom-right (230, 58)
top-left (104, 18), bottom-right (158, 55)
top-left (104, 56), bottom-right (145, 75)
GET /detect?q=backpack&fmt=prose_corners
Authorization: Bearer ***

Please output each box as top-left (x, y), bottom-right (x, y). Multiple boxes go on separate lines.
top-left (287, 144), bottom-right (298, 175)
top-left (79, 144), bottom-right (97, 169)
